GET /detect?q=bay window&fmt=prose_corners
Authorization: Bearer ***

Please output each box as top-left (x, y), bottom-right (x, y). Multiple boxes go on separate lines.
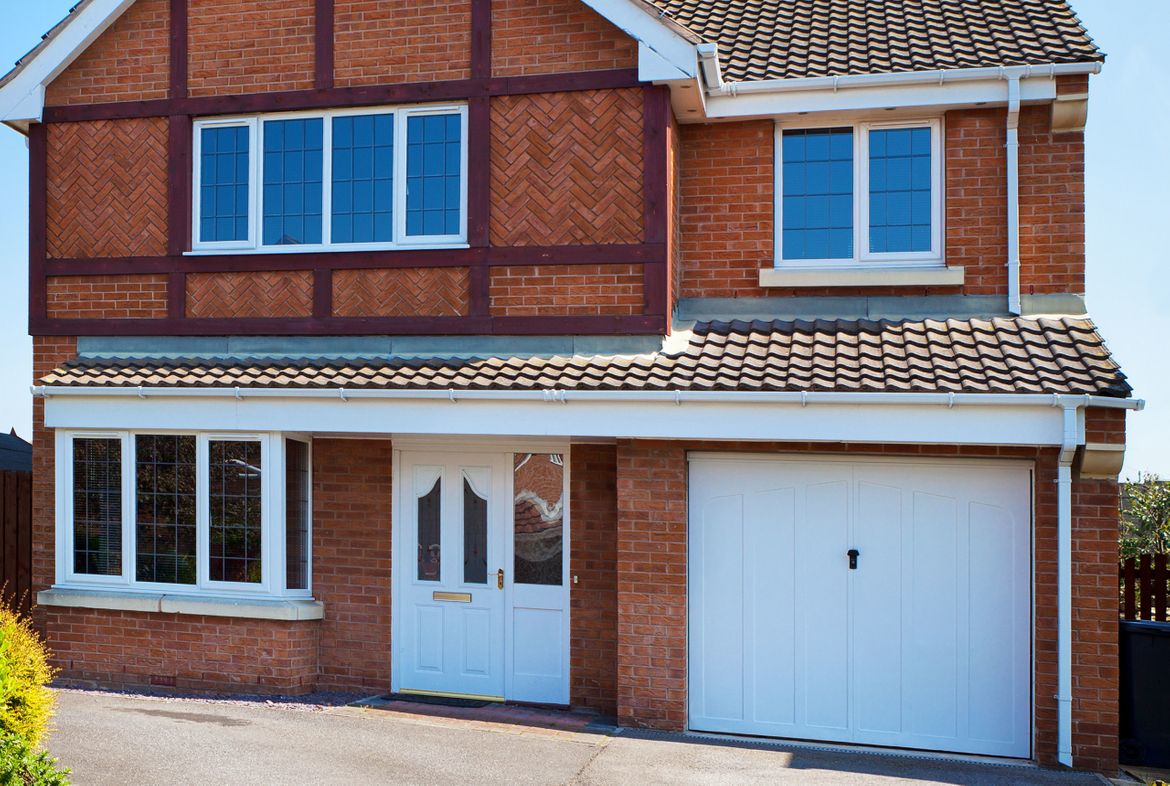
top-left (193, 104), bottom-right (467, 253)
top-left (59, 432), bottom-right (311, 599)
top-left (777, 119), bottom-right (942, 267)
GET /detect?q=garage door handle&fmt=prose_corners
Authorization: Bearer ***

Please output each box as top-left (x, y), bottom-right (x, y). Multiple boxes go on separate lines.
top-left (847, 549), bottom-right (860, 570)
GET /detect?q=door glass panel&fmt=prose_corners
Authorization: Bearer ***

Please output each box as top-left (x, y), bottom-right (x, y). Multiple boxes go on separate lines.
top-left (463, 477), bottom-right (488, 585)
top-left (513, 454), bottom-right (564, 586)
top-left (417, 476), bottom-right (441, 582)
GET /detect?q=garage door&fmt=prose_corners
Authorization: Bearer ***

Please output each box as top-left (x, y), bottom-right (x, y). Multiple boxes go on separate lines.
top-left (688, 456), bottom-right (1032, 758)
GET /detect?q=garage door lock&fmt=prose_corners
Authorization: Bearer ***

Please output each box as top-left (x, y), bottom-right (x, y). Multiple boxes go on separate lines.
top-left (847, 549), bottom-right (860, 570)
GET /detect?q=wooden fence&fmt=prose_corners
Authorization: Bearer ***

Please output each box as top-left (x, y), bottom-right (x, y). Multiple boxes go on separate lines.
top-left (1121, 554), bottom-right (1169, 622)
top-left (0, 471), bottom-right (32, 616)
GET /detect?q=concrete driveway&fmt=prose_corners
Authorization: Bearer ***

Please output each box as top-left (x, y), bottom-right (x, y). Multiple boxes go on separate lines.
top-left (47, 688), bottom-right (1108, 786)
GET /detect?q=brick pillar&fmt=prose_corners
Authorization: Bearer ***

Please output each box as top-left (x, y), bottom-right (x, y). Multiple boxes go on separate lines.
top-left (614, 439), bottom-right (687, 729)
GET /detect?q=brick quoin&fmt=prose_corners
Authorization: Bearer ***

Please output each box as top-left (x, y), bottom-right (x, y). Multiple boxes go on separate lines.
top-left (569, 444), bottom-right (618, 714)
top-left (613, 436), bottom-right (1121, 770)
top-left (188, 0), bottom-right (316, 97)
top-left (46, 275), bottom-right (169, 320)
top-left (333, 0), bottom-right (471, 87)
top-left (492, 0), bottom-right (637, 77)
top-left (45, 0), bottom-right (171, 106)
top-left (313, 439), bottom-right (394, 692)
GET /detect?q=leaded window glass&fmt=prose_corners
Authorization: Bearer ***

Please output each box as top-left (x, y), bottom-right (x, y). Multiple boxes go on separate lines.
top-left (208, 440), bottom-right (263, 584)
top-left (135, 435), bottom-right (197, 585)
top-left (868, 127), bottom-right (933, 253)
top-left (262, 118), bottom-right (324, 246)
top-left (285, 439), bottom-right (310, 591)
top-left (781, 128), bottom-right (854, 261)
top-left (406, 113), bottom-right (462, 237)
top-left (199, 125), bottom-right (250, 243)
top-left (72, 438), bottom-right (123, 577)
top-left (332, 114), bottom-right (394, 244)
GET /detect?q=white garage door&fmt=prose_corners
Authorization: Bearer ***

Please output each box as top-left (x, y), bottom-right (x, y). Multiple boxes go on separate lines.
top-left (688, 456), bottom-right (1032, 758)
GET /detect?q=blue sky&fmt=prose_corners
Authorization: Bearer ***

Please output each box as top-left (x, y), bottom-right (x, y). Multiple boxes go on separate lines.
top-left (0, 1), bottom-right (1164, 478)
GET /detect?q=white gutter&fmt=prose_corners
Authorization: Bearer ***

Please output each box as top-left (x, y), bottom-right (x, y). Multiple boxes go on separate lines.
top-left (1056, 403), bottom-right (1079, 768)
top-left (1006, 76), bottom-right (1023, 315)
top-left (30, 385), bottom-right (1145, 411)
top-left (704, 61), bottom-right (1103, 98)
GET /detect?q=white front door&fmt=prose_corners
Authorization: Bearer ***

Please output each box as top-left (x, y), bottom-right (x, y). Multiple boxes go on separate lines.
top-left (394, 447), bottom-right (571, 704)
top-left (688, 456), bottom-right (1032, 758)
top-left (396, 451), bottom-right (508, 699)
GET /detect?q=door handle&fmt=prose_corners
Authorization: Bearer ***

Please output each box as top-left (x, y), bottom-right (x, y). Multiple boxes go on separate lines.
top-left (847, 549), bottom-right (860, 570)
top-left (497, 568), bottom-right (504, 590)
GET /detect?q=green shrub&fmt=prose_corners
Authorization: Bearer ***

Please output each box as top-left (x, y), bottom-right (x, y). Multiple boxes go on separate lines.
top-left (0, 732), bottom-right (68, 785)
top-left (0, 608), bottom-right (54, 747)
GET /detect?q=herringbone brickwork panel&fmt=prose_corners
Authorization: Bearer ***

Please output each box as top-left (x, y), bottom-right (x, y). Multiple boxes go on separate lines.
top-left (334, 0), bottom-right (470, 87)
top-left (490, 264), bottom-right (643, 317)
top-left (333, 268), bottom-right (470, 317)
top-left (46, 275), bottom-right (168, 320)
top-left (186, 272), bottom-right (313, 319)
top-left (46, 0), bottom-right (170, 106)
top-left (493, 0), bottom-right (638, 77)
top-left (189, 0), bottom-right (315, 97)
top-left (490, 90), bottom-right (644, 247)
top-left (47, 119), bottom-right (169, 259)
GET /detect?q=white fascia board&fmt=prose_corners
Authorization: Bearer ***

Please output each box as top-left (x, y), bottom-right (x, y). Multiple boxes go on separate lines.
top-left (638, 41), bottom-right (692, 82)
top-left (579, 0), bottom-right (697, 79)
top-left (702, 77), bottom-right (1057, 120)
top-left (0, 0), bottom-right (136, 126)
top-left (45, 392), bottom-right (1093, 447)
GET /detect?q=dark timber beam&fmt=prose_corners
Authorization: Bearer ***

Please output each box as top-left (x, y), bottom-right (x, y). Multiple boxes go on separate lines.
top-left (315, 0), bottom-right (334, 91)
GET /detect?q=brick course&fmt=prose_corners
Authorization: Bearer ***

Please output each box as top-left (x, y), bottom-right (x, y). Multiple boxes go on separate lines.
top-left (188, 0), bottom-right (316, 97)
top-left (492, 0), bottom-right (637, 77)
top-left (312, 439), bottom-right (394, 692)
top-left (569, 444), bottom-right (618, 715)
top-left (47, 275), bottom-right (168, 320)
top-left (489, 264), bottom-right (643, 317)
top-left (45, 0), bottom-right (170, 106)
top-left (334, 0), bottom-right (471, 87)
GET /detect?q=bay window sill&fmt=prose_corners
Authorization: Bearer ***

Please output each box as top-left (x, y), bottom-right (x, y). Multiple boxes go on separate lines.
top-left (759, 266), bottom-right (965, 289)
top-left (37, 587), bottom-right (324, 621)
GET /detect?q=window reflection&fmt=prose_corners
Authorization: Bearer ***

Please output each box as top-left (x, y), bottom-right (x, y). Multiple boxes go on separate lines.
top-left (417, 477), bottom-right (441, 582)
top-left (513, 453), bottom-right (564, 586)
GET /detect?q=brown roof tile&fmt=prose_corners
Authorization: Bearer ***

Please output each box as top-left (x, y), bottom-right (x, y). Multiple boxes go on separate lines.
top-left (645, 0), bottom-right (1102, 82)
top-left (43, 317), bottom-right (1130, 398)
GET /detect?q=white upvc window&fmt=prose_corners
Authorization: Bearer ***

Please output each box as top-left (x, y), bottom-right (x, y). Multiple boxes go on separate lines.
top-left (192, 103), bottom-right (469, 254)
top-left (57, 430), bottom-right (312, 600)
top-left (774, 118), bottom-right (943, 269)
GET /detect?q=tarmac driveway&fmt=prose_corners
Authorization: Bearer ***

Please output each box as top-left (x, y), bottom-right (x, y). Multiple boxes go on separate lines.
top-left (47, 688), bottom-right (1108, 786)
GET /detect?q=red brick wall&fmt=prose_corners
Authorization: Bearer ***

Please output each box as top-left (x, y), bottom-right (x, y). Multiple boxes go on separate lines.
top-left (45, 609), bottom-right (319, 694)
top-left (614, 440), bottom-right (689, 730)
top-left (47, 275), bottom-right (168, 320)
top-left (570, 444), bottom-right (618, 715)
top-left (312, 439), bottom-right (394, 692)
top-left (332, 268), bottom-right (469, 317)
top-left (45, 0), bottom-right (171, 106)
top-left (188, 0), bottom-right (316, 97)
top-left (490, 90), bottom-right (644, 247)
top-left (334, 0), bottom-right (471, 87)
top-left (492, 0), bottom-right (637, 77)
top-left (678, 108), bottom-right (1086, 299)
top-left (489, 264), bottom-right (643, 317)
top-left (47, 119), bottom-right (169, 259)
top-left (186, 271), bottom-right (314, 318)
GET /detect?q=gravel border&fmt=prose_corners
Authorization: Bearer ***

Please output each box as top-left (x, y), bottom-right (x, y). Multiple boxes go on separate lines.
top-left (51, 683), bottom-right (372, 713)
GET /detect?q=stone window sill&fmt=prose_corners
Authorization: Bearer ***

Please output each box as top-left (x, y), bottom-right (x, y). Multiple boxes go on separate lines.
top-left (759, 266), bottom-right (965, 288)
top-left (37, 587), bottom-right (324, 621)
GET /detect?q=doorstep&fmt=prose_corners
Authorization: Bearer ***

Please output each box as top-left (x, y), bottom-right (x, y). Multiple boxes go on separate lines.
top-left (350, 695), bottom-right (616, 740)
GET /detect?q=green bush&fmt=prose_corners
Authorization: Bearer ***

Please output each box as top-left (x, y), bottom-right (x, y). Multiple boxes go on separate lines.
top-left (0, 608), bottom-right (54, 747)
top-left (0, 732), bottom-right (68, 785)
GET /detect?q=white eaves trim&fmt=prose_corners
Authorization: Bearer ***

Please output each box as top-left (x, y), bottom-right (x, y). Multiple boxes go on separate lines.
top-left (0, 0), bottom-right (136, 130)
top-left (39, 386), bottom-right (1142, 450)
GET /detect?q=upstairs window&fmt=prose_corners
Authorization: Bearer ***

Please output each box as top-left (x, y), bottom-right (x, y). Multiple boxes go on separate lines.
top-left (777, 120), bottom-right (941, 267)
top-left (193, 105), bottom-right (467, 253)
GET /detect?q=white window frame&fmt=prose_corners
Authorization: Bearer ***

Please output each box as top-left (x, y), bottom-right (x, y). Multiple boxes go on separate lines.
top-left (774, 117), bottom-right (944, 269)
top-left (56, 430), bottom-right (312, 600)
top-left (191, 103), bottom-right (469, 255)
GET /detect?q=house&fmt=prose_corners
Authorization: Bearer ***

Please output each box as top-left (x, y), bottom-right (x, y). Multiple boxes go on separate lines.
top-left (0, 0), bottom-right (1141, 775)
top-left (0, 430), bottom-right (32, 472)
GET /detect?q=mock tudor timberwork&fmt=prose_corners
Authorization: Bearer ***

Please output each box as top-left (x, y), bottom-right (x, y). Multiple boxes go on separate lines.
top-left (3, 0), bottom-right (1137, 776)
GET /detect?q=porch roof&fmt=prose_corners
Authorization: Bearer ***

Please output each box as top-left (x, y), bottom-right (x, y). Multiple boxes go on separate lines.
top-left (42, 316), bottom-right (1131, 398)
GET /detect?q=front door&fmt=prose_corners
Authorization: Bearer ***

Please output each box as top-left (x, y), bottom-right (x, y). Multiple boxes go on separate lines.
top-left (396, 451), bottom-right (508, 699)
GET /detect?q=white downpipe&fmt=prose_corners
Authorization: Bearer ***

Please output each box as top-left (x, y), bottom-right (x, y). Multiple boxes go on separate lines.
top-left (1056, 404), bottom-right (1079, 768)
top-left (1006, 76), bottom-right (1023, 315)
